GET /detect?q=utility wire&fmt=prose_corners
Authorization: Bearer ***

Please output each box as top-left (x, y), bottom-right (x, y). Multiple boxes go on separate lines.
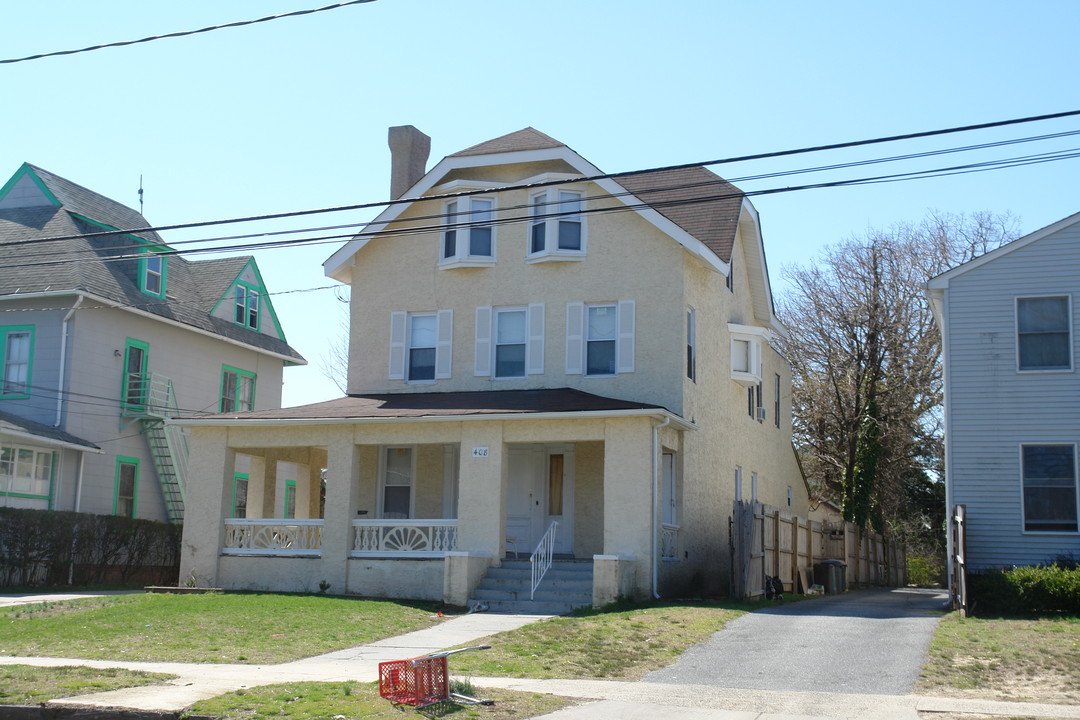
top-left (0, 0), bottom-right (377, 65)
top-left (1, 142), bottom-right (1077, 272)
top-left (8, 109), bottom-right (1080, 248)
top-left (7, 126), bottom-right (1079, 259)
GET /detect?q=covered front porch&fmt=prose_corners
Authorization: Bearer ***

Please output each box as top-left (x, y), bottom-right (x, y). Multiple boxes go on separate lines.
top-left (176, 390), bottom-right (690, 607)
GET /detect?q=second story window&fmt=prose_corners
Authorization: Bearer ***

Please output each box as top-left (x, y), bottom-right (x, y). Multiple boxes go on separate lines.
top-left (220, 366), bottom-right (256, 412)
top-left (528, 190), bottom-right (586, 261)
top-left (441, 197), bottom-right (495, 267)
top-left (389, 310), bottom-right (453, 382)
top-left (495, 309), bottom-right (527, 378)
top-left (687, 308), bottom-right (696, 381)
top-left (235, 285), bottom-right (259, 330)
top-left (1, 326), bottom-right (33, 398)
top-left (565, 301), bottom-right (635, 376)
top-left (475, 304), bottom-right (544, 378)
top-left (408, 313), bottom-right (437, 382)
top-left (141, 253), bottom-right (165, 297)
top-left (1017, 296), bottom-right (1071, 371)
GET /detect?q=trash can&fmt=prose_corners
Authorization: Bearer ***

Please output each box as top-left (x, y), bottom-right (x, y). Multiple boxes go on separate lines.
top-left (814, 559), bottom-right (847, 594)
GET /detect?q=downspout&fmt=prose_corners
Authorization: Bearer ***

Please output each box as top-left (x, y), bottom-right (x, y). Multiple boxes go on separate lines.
top-left (55, 295), bottom-right (84, 427)
top-left (74, 452), bottom-right (86, 513)
top-left (651, 415), bottom-right (671, 599)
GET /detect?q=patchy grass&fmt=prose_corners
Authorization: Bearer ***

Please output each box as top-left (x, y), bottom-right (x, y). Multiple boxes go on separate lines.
top-left (0, 593), bottom-right (443, 664)
top-left (188, 680), bottom-right (576, 720)
top-left (917, 612), bottom-right (1080, 705)
top-left (447, 599), bottom-right (764, 681)
top-left (0, 664), bottom-right (176, 704)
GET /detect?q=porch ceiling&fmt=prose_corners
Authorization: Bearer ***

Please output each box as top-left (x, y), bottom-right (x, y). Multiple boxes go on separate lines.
top-left (174, 387), bottom-right (693, 430)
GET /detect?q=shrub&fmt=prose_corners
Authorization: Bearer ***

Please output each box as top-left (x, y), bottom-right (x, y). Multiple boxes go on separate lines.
top-left (907, 555), bottom-right (945, 586)
top-left (968, 563), bottom-right (1080, 616)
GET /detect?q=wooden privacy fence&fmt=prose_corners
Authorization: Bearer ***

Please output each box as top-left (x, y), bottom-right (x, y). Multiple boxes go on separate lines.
top-left (730, 500), bottom-right (906, 599)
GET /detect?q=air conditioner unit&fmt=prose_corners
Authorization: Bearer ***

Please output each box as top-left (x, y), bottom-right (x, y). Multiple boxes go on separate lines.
top-left (757, 407), bottom-right (767, 422)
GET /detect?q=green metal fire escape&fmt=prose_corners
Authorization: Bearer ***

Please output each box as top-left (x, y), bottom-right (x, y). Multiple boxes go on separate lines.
top-left (122, 372), bottom-right (189, 524)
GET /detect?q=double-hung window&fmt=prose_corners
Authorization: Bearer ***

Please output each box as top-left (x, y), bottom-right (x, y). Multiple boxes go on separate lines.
top-left (1, 326), bottom-right (33, 398)
top-left (0, 444), bottom-right (53, 500)
top-left (686, 308), bottom-right (696, 381)
top-left (220, 366), bottom-right (256, 412)
top-left (565, 301), bottom-right (635, 376)
top-left (389, 310), bottom-right (453, 382)
top-left (475, 305), bottom-right (544, 378)
top-left (528, 190), bottom-right (585, 261)
top-left (441, 197), bottom-right (495, 266)
top-left (381, 447), bottom-right (414, 519)
top-left (235, 285), bottom-right (259, 329)
top-left (1017, 296), bottom-right (1071, 371)
top-left (1021, 444), bottom-right (1078, 532)
top-left (141, 252), bottom-right (165, 297)
top-left (115, 457), bottom-right (139, 518)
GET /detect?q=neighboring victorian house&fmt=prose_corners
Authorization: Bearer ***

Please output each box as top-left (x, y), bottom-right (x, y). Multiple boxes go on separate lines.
top-left (176, 127), bottom-right (807, 609)
top-left (928, 211), bottom-right (1080, 582)
top-left (0, 163), bottom-right (305, 524)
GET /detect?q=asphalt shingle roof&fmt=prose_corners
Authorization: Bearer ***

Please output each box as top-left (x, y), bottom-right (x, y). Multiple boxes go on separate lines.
top-left (0, 165), bottom-right (304, 363)
top-left (0, 409), bottom-right (100, 450)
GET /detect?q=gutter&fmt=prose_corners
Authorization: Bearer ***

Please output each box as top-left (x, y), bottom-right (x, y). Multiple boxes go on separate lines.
top-left (55, 295), bottom-right (84, 427)
top-left (651, 415), bottom-right (671, 599)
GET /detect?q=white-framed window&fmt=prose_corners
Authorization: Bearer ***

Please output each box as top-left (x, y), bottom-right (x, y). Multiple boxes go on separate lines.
top-left (1017, 296), bottom-right (1072, 371)
top-left (774, 373), bottom-right (782, 428)
top-left (389, 310), bottom-right (453, 382)
top-left (729, 323), bottom-right (768, 386)
top-left (528, 189), bottom-right (586, 261)
top-left (475, 305), bottom-right (544, 378)
top-left (1, 326), bottom-right (33, 398)
top-left (726, 259), bottom-right (734, 292)
top-left (787, 486), bottom-right (793, 507)
top-left (380, 446), bottom-right (415, 519)
top-left (565, 301), bottom-right (635, 376)
top-left (1020, 444), bottom-right (1078, 533)
top-left (220, 366), bottom-right (256, 412)
top-left (143, 253), bottom-right (164, 296)
top-left (441, 197), bottom-right (495, 267)
top-left (0, 444), bottom-right (53, 500)
top-left (686, 308), bottom-right (696, 381)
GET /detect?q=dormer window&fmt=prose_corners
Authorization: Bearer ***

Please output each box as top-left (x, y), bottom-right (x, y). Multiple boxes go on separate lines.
top-left (528, 190), bottom-right (585, 261)
top-left (441, 197), bottom-right (495, 268)
top-left (139, 252), bottom-right (166, 297)
top-left (235, 285), bottom-right (259, 329)
top-left (729, 323), bottom-right (770, 387)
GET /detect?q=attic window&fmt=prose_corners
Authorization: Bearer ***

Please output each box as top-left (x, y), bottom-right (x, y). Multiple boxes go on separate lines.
top-left (528, 190), bottom-right (586, 262)
top-left (235, 285), bottom-right (259, 330)
top-left (139, 252), bottom-right (166, 298)
top-left (440, 197), bottom-right (495, 269)
top-left (729, 323), bottom-right (770, 387)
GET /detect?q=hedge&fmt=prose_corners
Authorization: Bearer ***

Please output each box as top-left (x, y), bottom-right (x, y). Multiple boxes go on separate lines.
top-left (968, 563), bottom-right (1080, 616)
top-left (0, 507), bottom-right (181, 589)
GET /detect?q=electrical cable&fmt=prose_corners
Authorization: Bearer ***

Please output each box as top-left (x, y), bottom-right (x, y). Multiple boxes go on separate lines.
top-left (0, 0), bottom-right (377, 65)
top-left (6, 109), bottom-right (1079, 248)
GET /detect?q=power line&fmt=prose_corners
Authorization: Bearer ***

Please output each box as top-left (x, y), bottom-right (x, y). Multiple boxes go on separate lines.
top-left (8, 109), bottom-right (1079, 249)
top-left (0, 0), bottom-right (377, 65)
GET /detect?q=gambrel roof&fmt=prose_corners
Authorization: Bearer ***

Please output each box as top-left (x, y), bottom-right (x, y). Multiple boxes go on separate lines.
top-left (0, 164), bottom-right (304, 364)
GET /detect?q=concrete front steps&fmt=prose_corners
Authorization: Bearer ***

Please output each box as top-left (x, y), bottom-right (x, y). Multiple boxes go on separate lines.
top-left (469, 559), bottom-right (593, 615)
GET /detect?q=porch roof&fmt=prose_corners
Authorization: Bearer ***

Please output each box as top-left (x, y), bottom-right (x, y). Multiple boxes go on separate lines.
top-left (0, 410), bottom-right (103, 453)
top-left (173, 388), bottom-right (694, 429)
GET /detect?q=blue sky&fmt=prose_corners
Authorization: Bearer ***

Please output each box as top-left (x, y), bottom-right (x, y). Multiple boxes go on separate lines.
top-left (2, 1), bottom-right (1077, 406)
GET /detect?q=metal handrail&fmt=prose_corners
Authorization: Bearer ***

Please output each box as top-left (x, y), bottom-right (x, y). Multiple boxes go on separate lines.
top-left (530, 521), bottom-right (558, 600)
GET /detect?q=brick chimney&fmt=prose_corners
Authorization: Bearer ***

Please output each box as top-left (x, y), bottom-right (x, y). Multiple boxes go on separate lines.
top-left (388, 125), bottom-right (431, 200)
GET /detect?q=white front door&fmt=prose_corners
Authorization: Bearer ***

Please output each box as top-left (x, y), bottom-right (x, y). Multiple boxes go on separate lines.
top-left (505, 445), bottom-right (574, 556)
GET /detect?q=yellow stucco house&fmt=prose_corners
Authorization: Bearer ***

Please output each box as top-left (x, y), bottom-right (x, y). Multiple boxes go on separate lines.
top-left (176, 127), bottom-right (807, 611)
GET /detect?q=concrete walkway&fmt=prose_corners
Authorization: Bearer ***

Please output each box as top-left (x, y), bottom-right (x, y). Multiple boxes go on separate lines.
top-left (3, 591), bottom-right (1078, 720)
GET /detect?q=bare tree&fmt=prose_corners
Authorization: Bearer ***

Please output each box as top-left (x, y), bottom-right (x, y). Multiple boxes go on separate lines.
top-left (778, 211), bottom-right (1018, 548)
top-left (319, 290), bottom-right (351, 395)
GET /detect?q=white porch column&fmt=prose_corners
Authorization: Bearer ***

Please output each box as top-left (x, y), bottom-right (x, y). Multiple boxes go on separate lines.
top-left (455, 421), bottom-right (504, 560)
top-left (245, 454), bottom-right (272, 517)
top-left (179, 426), bottom-right (235, 588)
top-left (602, 417), bottom-right (654, 599)
top-left (295, 462), bottom-right (315, 518)
top-left (321, 426), bottom-right (360, 593)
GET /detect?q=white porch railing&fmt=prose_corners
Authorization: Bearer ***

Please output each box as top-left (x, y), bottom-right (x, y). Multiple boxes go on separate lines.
top-left (530, 521), bottom-right (558, 599)
top-left (351, 519), bottom-right (458, 558)
top-left (223, 519), bottom-right (323, 556)
top-left (661, 523), bottom-right (680, 560)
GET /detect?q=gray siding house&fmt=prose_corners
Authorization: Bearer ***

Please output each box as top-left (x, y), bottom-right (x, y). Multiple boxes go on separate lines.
top-left (928, 211), bottom-right (1080, 577)
top-left (0, 163), bottom-right (305, 523)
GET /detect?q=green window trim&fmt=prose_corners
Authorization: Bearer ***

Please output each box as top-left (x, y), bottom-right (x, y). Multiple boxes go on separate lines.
top-left (114, 456), bottom-right (140, 518)
top-left (219, 365), bottom-right (257, 413)
top-left (0, 444), bottom-right (55, 501)
top-left (284, 479), bottom-right (297, 519)
top-left (138, 250), bottom-right (168, 298)
top-left (122, 338), bottom-right (150, 412)
top-left (234, 283), bottom-right (261, 330)
top-left (69, 214), bottom-right (173, 300)
top-left (1, 324), bottom-right (35, 399)
top-left (231, 472), bottom-right (249, 518)
top-left (208, 259), bottom-right (288, 341)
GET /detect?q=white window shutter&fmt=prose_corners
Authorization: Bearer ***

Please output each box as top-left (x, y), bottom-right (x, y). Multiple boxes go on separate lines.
top-left (617, 299), bottom-right (635, 373)
top-left (565, 302), bottom-right (584, 374)
top-left (435, 309), bottom-right (453, 379)
top-left (474, 306), bottom-right (492, 376)
top-left (388, 311), bottom-right (407, 380)
top-left (527, 303), bottom-right (545, 375)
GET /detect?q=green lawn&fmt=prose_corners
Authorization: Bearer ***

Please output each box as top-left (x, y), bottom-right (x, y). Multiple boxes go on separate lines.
top-left (0, 664), bottom-right (176, 705)
top-left (0, 592), bottom-right (443, 664)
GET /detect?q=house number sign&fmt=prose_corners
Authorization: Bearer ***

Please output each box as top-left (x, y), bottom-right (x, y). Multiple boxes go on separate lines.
top-left (471, 447), bottom-right (489, 458)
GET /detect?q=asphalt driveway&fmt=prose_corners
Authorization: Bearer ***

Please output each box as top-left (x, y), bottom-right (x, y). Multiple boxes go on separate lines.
top-left (645, 587), bottom-right (948, 695)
